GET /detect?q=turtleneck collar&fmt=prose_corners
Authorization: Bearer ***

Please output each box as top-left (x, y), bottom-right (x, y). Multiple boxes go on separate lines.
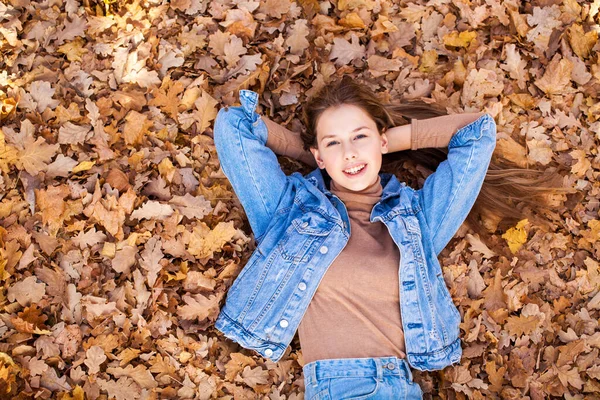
top-left (330, 176), bottom-right (383, 211)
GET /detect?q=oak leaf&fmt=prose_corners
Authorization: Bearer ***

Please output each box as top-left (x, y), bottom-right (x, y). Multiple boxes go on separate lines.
top-left (140, 237), bottom-right (163, 287)
top-left (177, 293), bottom-right (223, 322)
top-left (329, 33), bottom-right (365, 66)
top-left (130, 201), bottom-right (174, 221)
top-left (17, 138), bottom-right (59, 176)
top-left (106, 364), bottom-right (158, 389)
top-left (8, 276), bottom-right (46, 306)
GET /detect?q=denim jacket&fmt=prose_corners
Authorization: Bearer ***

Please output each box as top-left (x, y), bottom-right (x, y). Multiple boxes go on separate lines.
top-left (213, 90), bottom-right (496, 371)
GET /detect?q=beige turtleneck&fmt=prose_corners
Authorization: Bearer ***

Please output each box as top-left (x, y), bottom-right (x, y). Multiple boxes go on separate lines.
top-left (297, 175), bottom-right (406, 364)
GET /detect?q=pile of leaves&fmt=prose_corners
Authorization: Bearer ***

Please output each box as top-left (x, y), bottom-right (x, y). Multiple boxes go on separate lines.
top-left (0, 0), bottom-right (599, 398)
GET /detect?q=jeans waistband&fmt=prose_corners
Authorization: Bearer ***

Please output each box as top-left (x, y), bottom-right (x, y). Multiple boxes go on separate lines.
top-left (303, 356), bottom-right (412, 388)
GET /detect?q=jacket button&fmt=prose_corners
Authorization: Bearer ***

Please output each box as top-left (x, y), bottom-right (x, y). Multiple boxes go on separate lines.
top-left (319, 246), bottom-right (328, 254)
top-left (279, 320), bottom-right (289, 328)
top-left (301, 222), bottom-right (309, 228)
top-left (298, 282), bottom-right (307, 291)
top-left (265, 349), bottom-right (273, 357)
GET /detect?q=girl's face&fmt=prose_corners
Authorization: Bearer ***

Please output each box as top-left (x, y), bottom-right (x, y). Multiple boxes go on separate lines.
top-left (310, 104), bottom-right (388, 192)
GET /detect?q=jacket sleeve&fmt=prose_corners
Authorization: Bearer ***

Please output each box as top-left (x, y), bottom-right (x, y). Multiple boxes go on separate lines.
top-left (213, 90), bottom-right (288, 242)
top-left (416, 114), bottom-right (496, 255)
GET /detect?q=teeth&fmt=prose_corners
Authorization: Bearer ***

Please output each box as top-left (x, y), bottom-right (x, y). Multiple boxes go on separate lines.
top-left (344, 164), bottom-right (365, 174)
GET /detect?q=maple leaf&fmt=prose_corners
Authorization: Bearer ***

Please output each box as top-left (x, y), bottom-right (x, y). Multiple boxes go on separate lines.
top-left (329, 33), bottom-right (365, 66)
top-left (534, 56), bottom-right (575, 95)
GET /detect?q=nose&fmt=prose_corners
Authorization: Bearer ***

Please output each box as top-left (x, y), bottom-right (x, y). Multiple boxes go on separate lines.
top-left (343, 143), bottom-right (358, 160)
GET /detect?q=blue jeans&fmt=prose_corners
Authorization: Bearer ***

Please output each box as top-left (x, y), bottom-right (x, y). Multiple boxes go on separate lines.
top-left (303, 356), bottom-right (423, 399)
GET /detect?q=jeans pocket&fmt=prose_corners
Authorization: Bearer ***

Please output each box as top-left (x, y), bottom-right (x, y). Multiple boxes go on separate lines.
top-left (328, 376), bottom-right (381, 400)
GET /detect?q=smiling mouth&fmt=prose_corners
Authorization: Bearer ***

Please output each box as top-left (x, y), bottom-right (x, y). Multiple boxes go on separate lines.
top-left (343, 164), bottom-right (367, 176)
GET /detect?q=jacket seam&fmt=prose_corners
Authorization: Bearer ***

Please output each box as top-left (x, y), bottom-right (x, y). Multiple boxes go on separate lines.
top-left (430, 145), bottom-right (475, 244)
top-left (234, 116), bottom-right (271, 239)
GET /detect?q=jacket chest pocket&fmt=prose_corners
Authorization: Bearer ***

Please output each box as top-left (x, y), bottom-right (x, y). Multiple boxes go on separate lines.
top-left (277, 213), bottom-right (336, 263)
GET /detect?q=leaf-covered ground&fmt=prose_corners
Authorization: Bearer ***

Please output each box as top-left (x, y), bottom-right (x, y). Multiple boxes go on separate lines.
top-left (1, 0), bottom-right (599, 398)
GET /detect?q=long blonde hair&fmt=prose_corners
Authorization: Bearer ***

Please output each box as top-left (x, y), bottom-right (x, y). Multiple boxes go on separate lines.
top-left (301, 76), bottom-right (574, 238)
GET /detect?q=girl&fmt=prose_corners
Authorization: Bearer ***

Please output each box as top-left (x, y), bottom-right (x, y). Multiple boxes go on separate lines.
top-left (212, 77), bottom-right (550, 399)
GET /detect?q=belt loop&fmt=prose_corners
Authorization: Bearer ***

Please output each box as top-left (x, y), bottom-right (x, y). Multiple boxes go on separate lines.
top-left (375, 358), bottom-right (383, 381)
top-left (401, 359), bottom-right (413, 382)
top-left (308, 362), bottom-right (319, 388)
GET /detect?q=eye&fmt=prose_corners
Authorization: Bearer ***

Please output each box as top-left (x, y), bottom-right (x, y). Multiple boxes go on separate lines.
top-left (326, 141), bottom-right (338, 147)
top-left (355, 134), bottom-right (367, 139)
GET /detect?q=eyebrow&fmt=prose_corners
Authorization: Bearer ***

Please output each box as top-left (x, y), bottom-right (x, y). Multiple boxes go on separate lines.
top-left (320, 126), bottom-right (371, 141)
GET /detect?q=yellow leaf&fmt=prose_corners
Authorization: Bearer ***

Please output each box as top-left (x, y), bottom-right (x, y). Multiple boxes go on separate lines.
top-left (101, 242), bottom-right (116, 258)
top-left (419, 50), bottom-right (438, 73)
top-left (158, 157), bottom-right (176, 182)
top-left (72, 160), bottom-right (95, 173)
top-left (57, 38), bottom-right (88, 62)
top-left (339, 12), bottom-right (366, 29)
top-left (567, 24), bottom-right (597, 59)
top-left (443, 31), bottom-right (477, 48)
top-left (1, 97), bottom-right (17, 120)
top-left (0, 129), bottom-right (18, 174)
top-left (502, 219), bottom-right (529, 253)
top-left (166, 261), bottom-right (188, 282)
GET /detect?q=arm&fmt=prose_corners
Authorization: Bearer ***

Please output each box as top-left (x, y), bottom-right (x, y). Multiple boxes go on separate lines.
top-left (416, 114), bottom-right (496, 255)
top-left (213, 90), bottom-right (288, 242)
top-left (385, 113), bottom-right (485, 152)
top-left (262, 117), bottom-right (318, 168)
